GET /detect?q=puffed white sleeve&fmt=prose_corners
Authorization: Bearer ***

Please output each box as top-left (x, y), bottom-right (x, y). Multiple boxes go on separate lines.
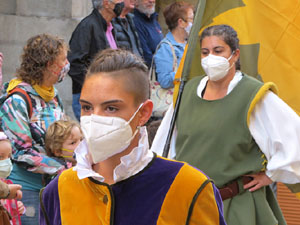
top-left (151, 105), bottom-right (177, 159)
top-left (249, 90), bottom-right (300, 183)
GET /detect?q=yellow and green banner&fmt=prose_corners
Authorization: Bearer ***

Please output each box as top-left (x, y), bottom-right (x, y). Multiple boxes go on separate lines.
top-left (174, 0), bottom-right (300, 115)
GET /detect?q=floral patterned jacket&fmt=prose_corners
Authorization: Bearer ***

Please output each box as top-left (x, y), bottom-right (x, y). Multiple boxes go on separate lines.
top-left (0, 82), bottom-right (65, 174)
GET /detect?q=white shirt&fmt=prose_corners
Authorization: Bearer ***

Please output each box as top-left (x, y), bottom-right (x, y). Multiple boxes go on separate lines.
top-left (74, 126), bottom-right (154, 183)
top-left (151, 72), bottom-right (300, 184)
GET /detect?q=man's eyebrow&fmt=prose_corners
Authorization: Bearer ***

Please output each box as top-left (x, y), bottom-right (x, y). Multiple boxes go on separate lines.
top-left (79, 99), bottom-right (124, 105)
top-left (101, 99), bottom-right (124, 106)
top-left (79, 99), bottom-right (90, 104)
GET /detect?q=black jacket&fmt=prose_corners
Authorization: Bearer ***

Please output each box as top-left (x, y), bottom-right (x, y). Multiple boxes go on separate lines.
top-left (112, 13), bottom-right (143, 57)
top-left (68, 9), bottom-right (112, 94)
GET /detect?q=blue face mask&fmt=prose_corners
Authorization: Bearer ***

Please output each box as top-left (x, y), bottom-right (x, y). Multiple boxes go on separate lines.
top-left (0, 158), bottom-right (12, 179)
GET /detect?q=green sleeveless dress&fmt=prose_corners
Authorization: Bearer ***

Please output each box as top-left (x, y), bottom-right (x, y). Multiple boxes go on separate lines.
top-left (176, 74), bottom-right (286, 225)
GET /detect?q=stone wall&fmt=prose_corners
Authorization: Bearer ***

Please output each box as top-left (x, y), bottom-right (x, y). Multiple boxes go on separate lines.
top-left (0, 0), bottom-right (198, 119)
top-left (0, 0), bottom-right (92, 119)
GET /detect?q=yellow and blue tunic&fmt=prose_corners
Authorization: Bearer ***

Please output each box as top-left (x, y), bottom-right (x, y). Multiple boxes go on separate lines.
top-left (40, 155), bottom-right (226, 225)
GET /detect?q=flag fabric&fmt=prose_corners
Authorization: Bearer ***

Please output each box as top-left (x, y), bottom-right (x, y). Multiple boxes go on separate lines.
top-left (173, 0), bottom-right (300, 115)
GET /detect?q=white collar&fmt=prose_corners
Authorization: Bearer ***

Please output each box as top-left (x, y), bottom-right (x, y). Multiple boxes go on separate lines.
top-left (196, 71), bottom-right (243, 98)
top-left (73, 126), bottom-right (154, 183)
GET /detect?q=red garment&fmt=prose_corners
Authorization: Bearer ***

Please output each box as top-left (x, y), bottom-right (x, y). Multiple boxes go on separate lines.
top-left (0, 179), bottom-right (21, 225)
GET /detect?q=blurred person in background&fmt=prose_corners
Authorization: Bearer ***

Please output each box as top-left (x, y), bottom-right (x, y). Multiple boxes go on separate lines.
top-left (68, 0), bottom-right (124, 121)
top-left (154, 1), bottom-right (194, 89)
top-left (0, 34), bottom-right (68, 225)
top-left (112, 0), bottom-right (143, 57)
top-left (133, 0), bottom-right (163, 67)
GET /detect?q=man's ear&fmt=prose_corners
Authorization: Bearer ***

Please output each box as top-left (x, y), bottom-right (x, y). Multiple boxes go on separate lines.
top-left (177, 18), bottom-right (185, 29)
top-left (233, 48), bottom-right (240, 63)
top-left (138, 99), bottom-right (153, 126)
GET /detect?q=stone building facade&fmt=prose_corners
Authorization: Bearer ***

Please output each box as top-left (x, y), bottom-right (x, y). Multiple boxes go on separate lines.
top-left (0, 0), bottom-right (197, 118)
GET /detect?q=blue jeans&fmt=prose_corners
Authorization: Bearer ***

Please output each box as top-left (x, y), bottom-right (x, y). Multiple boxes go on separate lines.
top-left (21, 189), bottom-right (40, 225)
top-left (72, 93), bottom-right (81, 121)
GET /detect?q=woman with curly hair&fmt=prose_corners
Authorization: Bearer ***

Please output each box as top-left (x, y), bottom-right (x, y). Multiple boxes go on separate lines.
top-left (0, 33), bottom-right (69, 225)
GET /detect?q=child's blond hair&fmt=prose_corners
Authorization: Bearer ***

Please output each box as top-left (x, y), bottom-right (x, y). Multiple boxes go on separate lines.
top-left (45, 120), bottom-right (82, 157)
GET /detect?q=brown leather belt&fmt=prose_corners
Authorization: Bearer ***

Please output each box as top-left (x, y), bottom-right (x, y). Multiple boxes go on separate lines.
top-left (218, 176), bottom-right (253, 201)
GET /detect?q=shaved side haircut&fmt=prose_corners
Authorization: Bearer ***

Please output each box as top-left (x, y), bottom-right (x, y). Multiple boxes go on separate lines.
top-left (85, 49), bottom-right (150, 105)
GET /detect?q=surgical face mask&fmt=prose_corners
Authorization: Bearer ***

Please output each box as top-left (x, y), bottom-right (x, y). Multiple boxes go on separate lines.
top-left (0, 158), bottom-right (12, 179)
top-left (57, 62), bottom-right (70, 83)
top-left (80, 104), bottom-right (143, 164)
top-left (112, 1), bottom-right (125, 17)
top-left (184, 22), bottom-right (193, 36)
top-left (61, 148), bottom-right (74, 159)
top-left (201, 53), bottom-right (235, 81)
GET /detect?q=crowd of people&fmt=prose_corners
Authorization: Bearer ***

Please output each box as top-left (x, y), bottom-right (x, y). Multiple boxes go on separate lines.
top-left (0, 0), bottom-right (299, 225)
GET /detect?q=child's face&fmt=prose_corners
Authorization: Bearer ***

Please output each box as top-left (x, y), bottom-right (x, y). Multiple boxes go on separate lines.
top-left (0, 141), bottom-right (12, 160)
top-left (60, 126), bottom-right (83, 162)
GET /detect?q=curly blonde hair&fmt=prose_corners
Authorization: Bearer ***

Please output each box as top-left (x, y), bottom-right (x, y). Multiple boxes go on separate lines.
top-left (45, 120), bottom-right (82, 157)
top-left (16, 34), bottom-right (67, 85)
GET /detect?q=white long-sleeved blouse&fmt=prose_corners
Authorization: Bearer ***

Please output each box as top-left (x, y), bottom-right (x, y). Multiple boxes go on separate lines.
top-left (151, 71), bottom-right (300, 184)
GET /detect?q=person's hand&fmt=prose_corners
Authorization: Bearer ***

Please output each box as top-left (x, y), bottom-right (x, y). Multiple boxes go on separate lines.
top-left (17, 201), bottom-right (25, 215)
top-left (243, 172), bottom-right (273, 192)
top-left (7, 184), bottom-right (22, 199)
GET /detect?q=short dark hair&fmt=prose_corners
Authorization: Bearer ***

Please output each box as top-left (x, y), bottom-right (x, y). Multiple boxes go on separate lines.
top-left (86, 49), bottom-right (150, 105)
top-left (200, 24), bottom-right (241, 70)
top-left (163, 1), bottom-right (194, 31)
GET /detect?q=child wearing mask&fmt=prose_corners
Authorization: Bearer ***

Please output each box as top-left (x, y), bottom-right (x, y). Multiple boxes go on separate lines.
top-left (46, 120), bottom-right (82, 165)
top-left (0, 132), bottom-right (25, 225)
top-left (43, 120), bottom-right (83, 185)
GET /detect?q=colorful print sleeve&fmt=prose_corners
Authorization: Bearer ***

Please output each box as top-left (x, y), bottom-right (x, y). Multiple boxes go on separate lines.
top-left (0, 94), bottom-right (64, 175)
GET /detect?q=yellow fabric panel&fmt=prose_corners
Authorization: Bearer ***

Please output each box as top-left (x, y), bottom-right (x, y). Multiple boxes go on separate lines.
top-left (188, 182), bottom-right (221, 225)
top-left (58, 169), bottom-right (112, 225)
top-left (157, 162), bottom-right (221, 225)
top-left (188, 0), bottom-right (300, 115)
top-left (247, 82), bottom-right (278, 126)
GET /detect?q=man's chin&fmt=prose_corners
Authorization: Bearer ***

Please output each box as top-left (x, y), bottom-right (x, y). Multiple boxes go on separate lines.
top-left (137, 5), bottom-right (155, 15)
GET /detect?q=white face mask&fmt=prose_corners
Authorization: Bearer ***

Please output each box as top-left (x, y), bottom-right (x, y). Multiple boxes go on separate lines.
top-left (57, 62), bottom-right (70, 83)
top-left (184, 22), bottom-right (193, 36)
top-left (80, 104), bottom-right (143, 164)
top-left (0, 158), bottom-right (12, 179)
top-left (201, 53), bottom-right (235, 81)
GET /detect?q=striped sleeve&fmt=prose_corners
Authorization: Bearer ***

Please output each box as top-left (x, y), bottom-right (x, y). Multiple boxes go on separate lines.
top-left (188, 180), bottom-right (226, 225)
top-left (157, 162), bottom-right (226, 225)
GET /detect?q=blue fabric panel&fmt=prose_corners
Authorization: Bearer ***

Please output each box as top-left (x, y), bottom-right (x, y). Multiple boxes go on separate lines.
top-left (112, 157), bottom-right (184, 225)
top-left (39, 176), bottom-right (61, 225)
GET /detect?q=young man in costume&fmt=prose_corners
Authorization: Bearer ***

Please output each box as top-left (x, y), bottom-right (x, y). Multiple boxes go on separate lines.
top-left (40, 49), bottom-right (226, 225)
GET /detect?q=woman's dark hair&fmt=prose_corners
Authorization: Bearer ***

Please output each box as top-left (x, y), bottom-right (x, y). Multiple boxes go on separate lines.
top-left (16, 34), bottom-right (67, 85)
top-left (86, 49), bottom-right (150, 105)
top-left (163, 1), bottom-right (194, 31)
top-left (200, 24), bottom-right (241, 70)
